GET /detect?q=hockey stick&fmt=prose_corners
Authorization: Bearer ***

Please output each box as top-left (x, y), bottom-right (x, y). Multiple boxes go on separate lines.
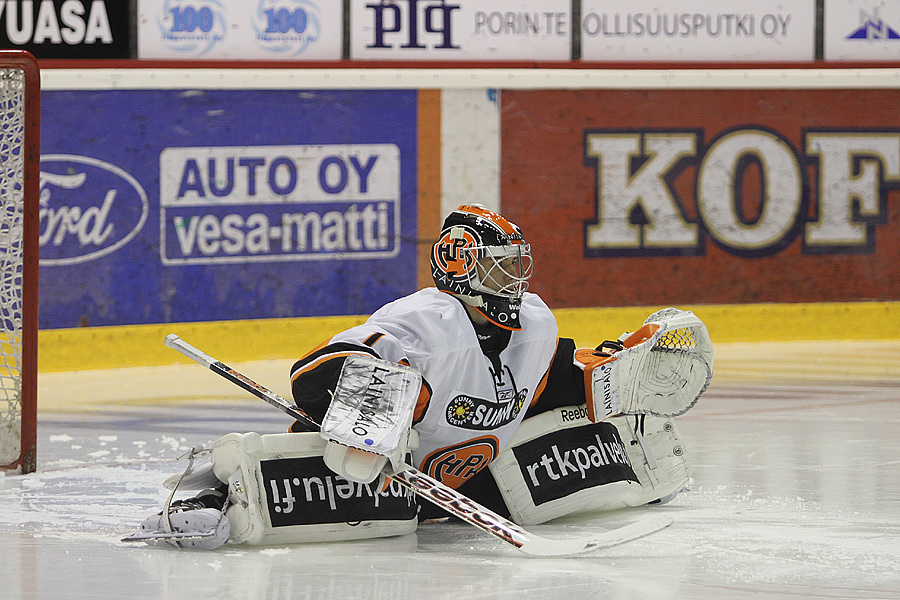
top-left (164, 334), bottom-right (672, 558)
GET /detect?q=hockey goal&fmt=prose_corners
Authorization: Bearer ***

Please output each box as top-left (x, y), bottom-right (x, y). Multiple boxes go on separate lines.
top-left (0, 51), bottom-right (39, 474)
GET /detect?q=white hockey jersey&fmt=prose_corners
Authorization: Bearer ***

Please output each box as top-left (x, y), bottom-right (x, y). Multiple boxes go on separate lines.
top-left (326, 288), bottom-right (559, 489)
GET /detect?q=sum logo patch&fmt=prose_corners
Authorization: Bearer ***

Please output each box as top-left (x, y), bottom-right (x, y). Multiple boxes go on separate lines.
top-left (445, 365), bottom-right (528, 430)
top-left (445, 391), bottom-right (528, 430)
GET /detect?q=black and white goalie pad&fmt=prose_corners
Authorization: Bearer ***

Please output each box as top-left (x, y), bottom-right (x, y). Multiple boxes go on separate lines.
top-left (321, 355), bottom-right (422, 483)
top-left (208, 432), bottom-right (418, 546)
top-left (488, 406), bottom-right (691, 525)
top-left (584, 308), bottom-right (713, 421)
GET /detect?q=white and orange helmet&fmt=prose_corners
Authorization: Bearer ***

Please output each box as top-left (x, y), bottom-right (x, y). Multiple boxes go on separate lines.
top-left (430, 205), bottom-right (533, 330)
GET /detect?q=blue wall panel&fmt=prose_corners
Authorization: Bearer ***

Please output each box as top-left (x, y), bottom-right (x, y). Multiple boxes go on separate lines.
top-left (39, 89), bottom-right (418, 329)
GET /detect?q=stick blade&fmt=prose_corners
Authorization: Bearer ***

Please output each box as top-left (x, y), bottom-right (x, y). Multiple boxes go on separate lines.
top-left (516, 514), bottom-right (672, 558)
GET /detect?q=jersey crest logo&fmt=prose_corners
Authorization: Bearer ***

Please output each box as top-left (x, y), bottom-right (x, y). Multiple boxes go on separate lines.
top-left (420, 436), bottom-right (499, 488)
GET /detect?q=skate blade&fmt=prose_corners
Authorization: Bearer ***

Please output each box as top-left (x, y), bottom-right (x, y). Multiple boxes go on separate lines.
top-left (121, 529), bottom-right (216, 543)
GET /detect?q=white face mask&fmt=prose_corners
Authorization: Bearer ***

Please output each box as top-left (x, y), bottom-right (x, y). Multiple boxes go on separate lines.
top-left (470, 243), bottom-right (533, 300)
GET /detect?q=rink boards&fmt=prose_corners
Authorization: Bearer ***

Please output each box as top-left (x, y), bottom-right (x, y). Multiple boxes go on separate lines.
top-left (36, 66), bottom-right (900, 371)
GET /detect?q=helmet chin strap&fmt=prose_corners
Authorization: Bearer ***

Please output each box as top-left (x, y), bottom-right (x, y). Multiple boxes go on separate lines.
top-left (459, 299), bottom-right (491, 328)
top-left (454, 293), bottom-right (522, 330)
top-left (455, 294), bottom-right (485, 308)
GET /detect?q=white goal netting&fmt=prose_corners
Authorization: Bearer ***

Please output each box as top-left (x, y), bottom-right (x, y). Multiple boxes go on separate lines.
top-left (0, 65), bottom-right (27, 468)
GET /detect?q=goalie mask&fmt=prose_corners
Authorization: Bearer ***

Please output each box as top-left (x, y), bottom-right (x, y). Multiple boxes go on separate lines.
top-left (431, 205), bottom-right (533, 330)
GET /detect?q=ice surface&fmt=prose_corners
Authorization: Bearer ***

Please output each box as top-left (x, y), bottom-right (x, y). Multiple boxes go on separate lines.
top-left (2, 343), bottom-right (899, 599)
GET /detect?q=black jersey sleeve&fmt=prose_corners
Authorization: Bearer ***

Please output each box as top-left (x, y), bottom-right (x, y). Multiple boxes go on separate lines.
top-left (288, 342), bottom-right (378, 429)
top-left (524, 337), bottom-right (586, 419)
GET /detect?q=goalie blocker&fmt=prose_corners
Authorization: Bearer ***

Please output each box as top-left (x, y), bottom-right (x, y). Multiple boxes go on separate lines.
top-left (489, 405), bottom-right (690, 525)
top-left (320, 354), bottom-right (422, 484)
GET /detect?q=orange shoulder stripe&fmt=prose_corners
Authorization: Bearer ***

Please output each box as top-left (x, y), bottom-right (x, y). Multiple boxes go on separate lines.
top-left (290, 350), bottom-right (370, 384)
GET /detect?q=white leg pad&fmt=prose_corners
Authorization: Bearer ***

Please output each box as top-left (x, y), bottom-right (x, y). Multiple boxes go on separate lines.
top-left (488, 406), bottom-right (690, 525)
top-left (210, 432), bottom-right (417, 545)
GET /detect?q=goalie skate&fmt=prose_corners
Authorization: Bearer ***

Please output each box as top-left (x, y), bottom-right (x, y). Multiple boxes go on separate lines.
top-left (125, 505), bottom-right (231, 550)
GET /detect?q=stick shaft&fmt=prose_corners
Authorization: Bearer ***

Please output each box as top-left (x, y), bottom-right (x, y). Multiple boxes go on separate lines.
top-left (165, 334), bottom-right (318, 430)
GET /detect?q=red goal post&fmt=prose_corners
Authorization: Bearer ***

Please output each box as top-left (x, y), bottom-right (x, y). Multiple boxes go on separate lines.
top-left (0, 50), bottom-right (39, 474)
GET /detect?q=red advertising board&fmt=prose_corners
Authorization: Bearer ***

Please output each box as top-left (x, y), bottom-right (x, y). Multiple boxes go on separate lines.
top-left (500, 89), bottom-right (900, 308)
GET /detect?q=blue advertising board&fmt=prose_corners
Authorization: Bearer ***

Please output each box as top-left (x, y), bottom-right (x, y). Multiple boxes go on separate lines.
top-left (39, 89), bottom-right (418, 329)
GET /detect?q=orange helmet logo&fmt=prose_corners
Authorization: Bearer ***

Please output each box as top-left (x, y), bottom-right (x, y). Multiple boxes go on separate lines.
top-left (432, 227), bottom-right (478, 279)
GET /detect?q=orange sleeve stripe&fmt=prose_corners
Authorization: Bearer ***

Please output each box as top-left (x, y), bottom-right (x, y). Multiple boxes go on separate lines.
top-left (413, 380), bottom-right (432, 423)
top-left (363, 332), bottom-right (385, 347)
top-left (289, 350), bottom-right (370, 384)
top-left (298, 338), bottom-right (333, 361)
top-left (584, 366), bottom-right (597, 422)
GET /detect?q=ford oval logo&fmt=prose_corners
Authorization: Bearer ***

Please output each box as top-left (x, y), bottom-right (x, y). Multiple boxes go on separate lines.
top-left (39, 155), bottom-right (149, 266)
